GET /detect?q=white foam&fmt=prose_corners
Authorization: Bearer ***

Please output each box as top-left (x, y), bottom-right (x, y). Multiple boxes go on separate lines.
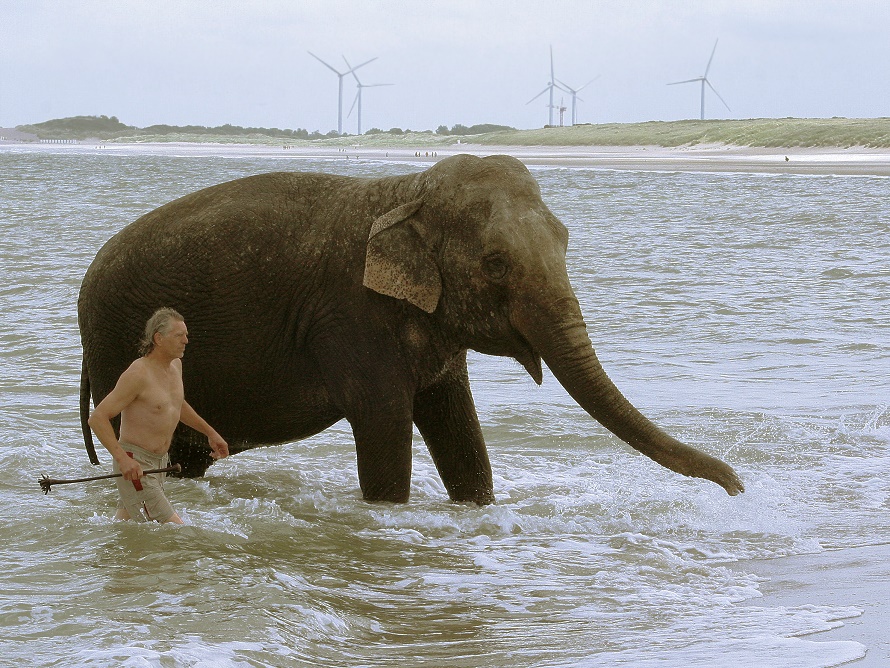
top-left (571, 635), bottom-right (866, 668)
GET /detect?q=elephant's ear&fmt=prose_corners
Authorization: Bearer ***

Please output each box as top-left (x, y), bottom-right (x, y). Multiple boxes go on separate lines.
top-left (363, 199), bottom-right (441, 313)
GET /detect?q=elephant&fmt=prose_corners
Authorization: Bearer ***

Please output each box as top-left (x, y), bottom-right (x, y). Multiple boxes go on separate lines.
top-left (78, 154), bottom-right (744, 504)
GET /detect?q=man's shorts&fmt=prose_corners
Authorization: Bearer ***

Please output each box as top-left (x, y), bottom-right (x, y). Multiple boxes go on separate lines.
top-left (113, 442), bottom-right (176, 523)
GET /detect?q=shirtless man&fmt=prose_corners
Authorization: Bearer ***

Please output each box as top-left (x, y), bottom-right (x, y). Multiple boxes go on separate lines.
top-left (88, 308), bottom-right (228, 523)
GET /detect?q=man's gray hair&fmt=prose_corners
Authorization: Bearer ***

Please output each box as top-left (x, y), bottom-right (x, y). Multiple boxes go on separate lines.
top-left (139, 307), bottom-right (184, 356)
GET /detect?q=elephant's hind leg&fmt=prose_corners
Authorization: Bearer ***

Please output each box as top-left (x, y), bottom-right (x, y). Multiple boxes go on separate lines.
top-left (350, 404), bottom-right (414, 503)
top-left (169, 425), bottom-right (216, 477)
top-left (413, 357), bottom-right (494, 505)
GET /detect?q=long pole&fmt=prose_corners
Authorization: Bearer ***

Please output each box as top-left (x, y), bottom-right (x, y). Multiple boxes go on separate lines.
top-left (39, 464), bottom-right (182, 494)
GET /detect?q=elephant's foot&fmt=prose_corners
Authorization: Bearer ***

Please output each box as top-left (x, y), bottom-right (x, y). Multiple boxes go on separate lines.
top-left (361, 483), bottom-right (411, 504)
top-left (447, 485), bottom-right (495, 506)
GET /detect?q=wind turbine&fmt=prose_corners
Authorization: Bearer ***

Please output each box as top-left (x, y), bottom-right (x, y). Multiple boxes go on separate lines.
top-left (527, 46), bottom-right (564, 127)
top-left (344, 56), bottom-right (392, 135)
top-left (557, 98), bottom-right (568, 127)
top-left (555, 75), bottom-right (600, 125)
top-left (308, 52), bottom-right (377, 134)
top-left (667, 39), bottom-right (731, 120)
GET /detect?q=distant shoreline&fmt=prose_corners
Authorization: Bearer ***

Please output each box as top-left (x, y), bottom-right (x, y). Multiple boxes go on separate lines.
top-left (6, 117), bottom-right (890, 178)
top-left (4, 139), bottom-right (890, 176)
top-left (8, 117), bottom-right (890, 149)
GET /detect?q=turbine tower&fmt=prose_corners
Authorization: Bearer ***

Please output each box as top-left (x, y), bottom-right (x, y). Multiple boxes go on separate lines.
top-left (667, 39), bottom-right (731, 120)
top-left (527, 46), bottom-right (563, 127)
top-left (308, 52), bottom-right (377, 134)
top-left (555, 75), bottom-right (600, 125)
top-left (344, 56), bottom-right (392, 135)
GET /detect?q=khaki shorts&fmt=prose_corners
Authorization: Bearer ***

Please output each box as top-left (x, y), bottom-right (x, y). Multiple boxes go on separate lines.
top-left (113, 442), bottom-right (175, 523)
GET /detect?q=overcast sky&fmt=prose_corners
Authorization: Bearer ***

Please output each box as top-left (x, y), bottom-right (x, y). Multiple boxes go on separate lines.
top-left (1, 0), bottom-right (887, 133)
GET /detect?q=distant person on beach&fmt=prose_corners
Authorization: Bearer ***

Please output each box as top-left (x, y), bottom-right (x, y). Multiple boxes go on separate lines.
top-left (88, 308), bottom-right (228, 523)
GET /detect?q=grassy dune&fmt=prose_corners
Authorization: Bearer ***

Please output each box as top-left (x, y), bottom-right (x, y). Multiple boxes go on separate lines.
top-left (114, 118), bottom-right (890, 149)
top-left (106, 132), bottom-right (313, 146)
top-left (471, 118), bottom-right (890, 148)
top-left (288, 118), bottom-right (890, 149)
top-left (105, 131), bottom-right (459, 147)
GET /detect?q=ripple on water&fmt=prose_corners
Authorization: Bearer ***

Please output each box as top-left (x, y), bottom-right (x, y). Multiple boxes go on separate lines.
top-left (1, 151), bottom-right (887, 666)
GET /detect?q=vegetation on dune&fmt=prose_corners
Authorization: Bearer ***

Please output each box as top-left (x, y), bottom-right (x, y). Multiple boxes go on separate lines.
top-left (435, 123), bottom-right (515, 136)
top-left (137, 124), bottom-right (338, 140)
top-left (318, 132), bottom-right (457, 147)
top-left (12, 115), bottom-right (890, 148)
top-left (472, 118), bottom-right (890, 148)
top-left (106, 130), bottom-right (460, 147)
top-left (16, 116), bottom-right (338, 141)
top-left (17, 115), bottom-right (133, 138)
top-left (108, 132), bottom-right (309, 146)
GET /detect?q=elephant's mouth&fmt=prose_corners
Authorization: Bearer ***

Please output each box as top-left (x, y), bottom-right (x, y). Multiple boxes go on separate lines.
top-left (513, 333), bottom-right (543, 385)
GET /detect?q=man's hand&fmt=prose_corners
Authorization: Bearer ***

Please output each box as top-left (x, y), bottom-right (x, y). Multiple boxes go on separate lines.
top-left (118, 455), bottom-right (143, 481)
top-left (209, 433), bottom-right (229, 460)
top-left (179, 400), bottom-right (229, 460)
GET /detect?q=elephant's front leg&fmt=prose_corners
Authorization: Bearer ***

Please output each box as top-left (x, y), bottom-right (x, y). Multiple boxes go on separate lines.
top-left (413, 355), bottom-right (494, 505)
top-left (315, 328), bottom-right (417, 502)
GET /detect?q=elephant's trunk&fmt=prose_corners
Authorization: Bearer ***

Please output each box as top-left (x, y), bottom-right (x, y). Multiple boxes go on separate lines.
top-left (512, 292), bottom-right (744, 496)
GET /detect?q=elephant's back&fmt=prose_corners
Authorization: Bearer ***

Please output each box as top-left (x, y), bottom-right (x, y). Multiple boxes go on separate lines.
top-left (95, 171), bottom-right (354, 251)
top-left (81, 170), bottom-right (360, 300)
top-left (77, 171), bottom-right (368, 399)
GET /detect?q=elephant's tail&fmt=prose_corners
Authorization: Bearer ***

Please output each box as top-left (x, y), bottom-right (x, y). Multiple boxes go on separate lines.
top-left (80, 359), bottom-right (100, 465)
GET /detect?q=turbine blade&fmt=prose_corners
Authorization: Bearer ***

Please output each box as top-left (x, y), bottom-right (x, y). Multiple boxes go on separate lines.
top-left (349, 56), bottom-right (378, 74)
top-left (576, 75), bottom-right (601, 92)
top-left (706, 79), bottom-right (732, 112)
top-left (343, 56), bottom-right (362, 84)
top-left (554, 77), bottom-right (577, 93)
top-left (308, 51), bottom-right (342, 75)
top-left (347, 91), bottom-right (359, 118)
top-left (667, 77), bottom-right (702, 86)
top-left (704, 39), bottom-right (719, 78)
top-left (527, 86), bottom-right (550, 104)
top-left (550, 45), bottom-right (555, 83)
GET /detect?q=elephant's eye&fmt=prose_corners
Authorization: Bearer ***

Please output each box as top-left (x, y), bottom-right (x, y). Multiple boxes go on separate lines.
top-left (482, 253), bottom-right (510, 280)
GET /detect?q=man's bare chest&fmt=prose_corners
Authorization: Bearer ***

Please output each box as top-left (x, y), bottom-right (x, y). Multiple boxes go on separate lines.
top-left (137, 369), bottom-right (183, 415)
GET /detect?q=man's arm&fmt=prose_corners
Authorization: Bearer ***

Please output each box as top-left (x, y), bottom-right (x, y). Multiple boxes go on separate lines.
top-left (87, 365), bottom-right (145, 481)
top-left (179, 400), bottom-right (229, 459)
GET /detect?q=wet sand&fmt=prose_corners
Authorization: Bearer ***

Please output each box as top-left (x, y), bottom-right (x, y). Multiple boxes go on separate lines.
top-left (4, 140), bottom-right (890, 176)
top-left (735, 543), bottom-right (890, 666)
top-left (424, 143), bottom-right (890, 176)
top-left (477, 144), bottom-right (890, 176)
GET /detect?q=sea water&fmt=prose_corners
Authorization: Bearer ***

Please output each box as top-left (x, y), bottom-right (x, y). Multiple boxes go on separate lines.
top-left (0, 145), bottom-right (887, 667)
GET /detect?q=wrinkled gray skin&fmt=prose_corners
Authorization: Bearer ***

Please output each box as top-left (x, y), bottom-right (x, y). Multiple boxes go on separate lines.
top-left (79, 154), bottom-right (744, 503)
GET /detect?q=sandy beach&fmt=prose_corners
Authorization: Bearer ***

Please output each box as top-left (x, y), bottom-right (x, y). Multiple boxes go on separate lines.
top-left (4, 139), bottom-right (890, 176)
top-left (479, 144), bottom-right (890, 176)
top-left (735, 544), bottom-right (890, 666)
